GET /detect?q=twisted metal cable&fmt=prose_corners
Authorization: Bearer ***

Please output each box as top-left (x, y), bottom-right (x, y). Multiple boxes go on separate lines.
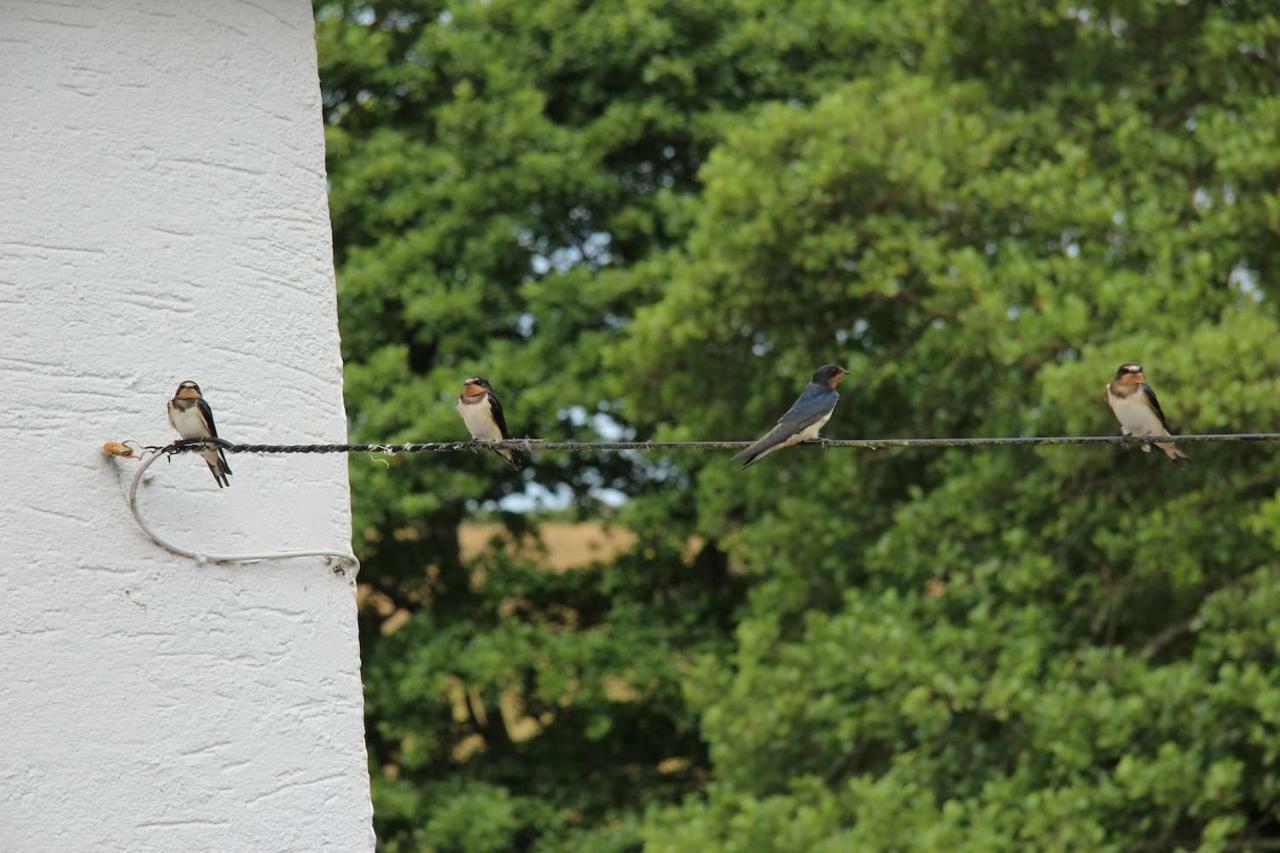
top-left (152, 433), bottom-right (1280, 455)
top-left (106, 432), bottom-right (1280, 574)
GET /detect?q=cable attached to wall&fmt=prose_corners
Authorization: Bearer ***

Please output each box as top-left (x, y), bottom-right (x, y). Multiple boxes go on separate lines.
top-left (104, 442), bottom-right (359, 577)
top-left (104, 431), bottom-right (1280, 576)
top-left (122, 433), bottom-right (1280, 455)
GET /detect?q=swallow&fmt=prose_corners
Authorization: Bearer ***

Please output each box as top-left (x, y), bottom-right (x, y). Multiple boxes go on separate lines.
top-left (456, 376), bottom-right (530, 471)
top-left (733, 364), bottom-right (850, 468)
top-left (1105, 362), bottom-right (1191, 463)
top-left (166, 380), bottom-right (233, 487)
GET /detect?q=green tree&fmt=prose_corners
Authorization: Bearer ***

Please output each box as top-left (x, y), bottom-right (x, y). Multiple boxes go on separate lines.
top-left (317, 0), bottom-right (1280, 849)
top-left (316, 0), bottom-right (872, 847)
top-left (616, 4), bottom-right (1280, 851)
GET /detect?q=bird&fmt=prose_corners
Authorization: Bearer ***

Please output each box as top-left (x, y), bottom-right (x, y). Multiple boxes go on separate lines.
top-left (733, 364), bottom-right (850, 468)
top-left (166, 380), bottom-right (233, 487)
top-left (1105, 362), bottom-right (1191, 463)
top-left (456, 375), bottom-right (530, 471)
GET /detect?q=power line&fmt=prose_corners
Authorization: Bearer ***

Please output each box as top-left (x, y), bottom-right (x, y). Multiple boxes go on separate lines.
top-left (139, 433), bottom-right (1280, 455)
top-left (102, 431), bottom-right (1279, 574)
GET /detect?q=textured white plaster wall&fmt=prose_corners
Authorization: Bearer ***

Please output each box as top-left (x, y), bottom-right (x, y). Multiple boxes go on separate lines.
top-left (0, 2), bottom-right (375, 850)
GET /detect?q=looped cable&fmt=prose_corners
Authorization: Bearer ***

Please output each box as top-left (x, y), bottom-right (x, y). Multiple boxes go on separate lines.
top-left (120, 447), bottom-right (359, 577)
top-left (103, 429), bottom-right (1280, 576)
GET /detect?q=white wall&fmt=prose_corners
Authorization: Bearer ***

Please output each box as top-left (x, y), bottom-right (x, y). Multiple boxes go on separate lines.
top-left (0, 2), bottom-right (374, 850)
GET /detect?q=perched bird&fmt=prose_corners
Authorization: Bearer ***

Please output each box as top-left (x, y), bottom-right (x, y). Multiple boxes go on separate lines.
top-left (166, 380), bottom-right (233, 487)
top-left (456, 375), bottom-right (530, 471)
top-left (733, 364), bottom-right (850, 468)
top-left (1105, 362), bottom-right (1191, 463)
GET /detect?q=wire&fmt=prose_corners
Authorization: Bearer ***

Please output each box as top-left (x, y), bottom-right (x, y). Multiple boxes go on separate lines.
top-left (150, 433), bottom-right (1280, 454)
top-left (117, 446), bottom-right (359, 577)
top-left (107, 432), bottom-right (1278, 573)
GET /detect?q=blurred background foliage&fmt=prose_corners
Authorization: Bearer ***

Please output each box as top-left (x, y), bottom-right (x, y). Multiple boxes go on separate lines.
top-left (314, 0), bottom-right (1280, 849)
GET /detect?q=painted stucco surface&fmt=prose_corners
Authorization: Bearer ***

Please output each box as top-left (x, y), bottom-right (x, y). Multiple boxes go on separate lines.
top-left (0, 2), bottom-right (374, 850)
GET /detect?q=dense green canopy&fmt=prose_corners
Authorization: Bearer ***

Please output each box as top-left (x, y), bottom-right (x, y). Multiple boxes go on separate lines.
top-left (316, 0), bottom-right (1280, 849)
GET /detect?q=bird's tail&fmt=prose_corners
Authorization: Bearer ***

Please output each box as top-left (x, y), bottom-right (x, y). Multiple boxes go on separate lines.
top-left (203, 448), bottom-right (233, 488)
top-left (732, 427), bottom-right (789, 469)
top-left (499, 446), bottom-right (531, 472)
top-left (1155, 441), bottom-right (1191, 464)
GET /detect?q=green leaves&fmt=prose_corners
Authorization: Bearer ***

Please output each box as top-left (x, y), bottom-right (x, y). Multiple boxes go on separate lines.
top-left (319, 0), bottom-right (1280, 849)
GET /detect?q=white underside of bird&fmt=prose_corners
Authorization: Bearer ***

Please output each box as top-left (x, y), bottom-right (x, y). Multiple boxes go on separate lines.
top-left (1106, 386), bottom-right (1170, 452)
top-left (168, 403), bottom-right (207, 438)
top-left (457, 396), bottom-right (503, 441)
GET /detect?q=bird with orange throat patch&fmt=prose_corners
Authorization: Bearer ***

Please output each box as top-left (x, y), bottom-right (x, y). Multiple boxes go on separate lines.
top-left (167, 380), bottom-right (233, 486)
top-left (1105, 362), bottom-right (1191, 463)
top-left (733, 364), bottom-right (850, 468)
top-left (456, 376), bottom-right (530, 470)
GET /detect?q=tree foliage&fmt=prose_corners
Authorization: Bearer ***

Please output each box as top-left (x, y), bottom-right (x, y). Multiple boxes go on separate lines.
top-left (316, 0), bottom-right (1280, 849)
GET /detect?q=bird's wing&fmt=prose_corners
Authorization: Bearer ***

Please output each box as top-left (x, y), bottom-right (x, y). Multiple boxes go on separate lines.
top-left (1140, 383), bottom-right (1173, 432)
top-left (732, 386), bottom-right (836, 461)
top-left (195, 398), bottom-right (231, 474)
top-left (776, 385), bottom-right (837, 429)
top-left (196, 398), bottom-right (219, 437)
top-left (487, 391), bottom-right (512, 439)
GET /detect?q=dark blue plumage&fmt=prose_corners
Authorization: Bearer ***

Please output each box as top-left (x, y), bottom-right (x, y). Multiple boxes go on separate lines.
top-left (733, 364), bottom-right (849, 468)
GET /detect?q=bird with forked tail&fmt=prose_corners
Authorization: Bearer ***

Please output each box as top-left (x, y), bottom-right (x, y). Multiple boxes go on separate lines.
top-left (1105, 362), bottom-right (1191, 463)
top-left (166, 380), bottom-right (233, 487)
top-left (456, 375), bottom-right (531, 471)
top-left (733, 364), bottom-right (849, 469)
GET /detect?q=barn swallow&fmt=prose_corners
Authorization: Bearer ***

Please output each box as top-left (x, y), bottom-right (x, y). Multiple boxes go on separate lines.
top-left (1105, 362), bottom-right (1190, 463)
top-left (733, 364), bottom-right (850, 468)
top-left (166, 380), bottom-right (233, 487)
top-left (456, 376), bottom-right (530, 471)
